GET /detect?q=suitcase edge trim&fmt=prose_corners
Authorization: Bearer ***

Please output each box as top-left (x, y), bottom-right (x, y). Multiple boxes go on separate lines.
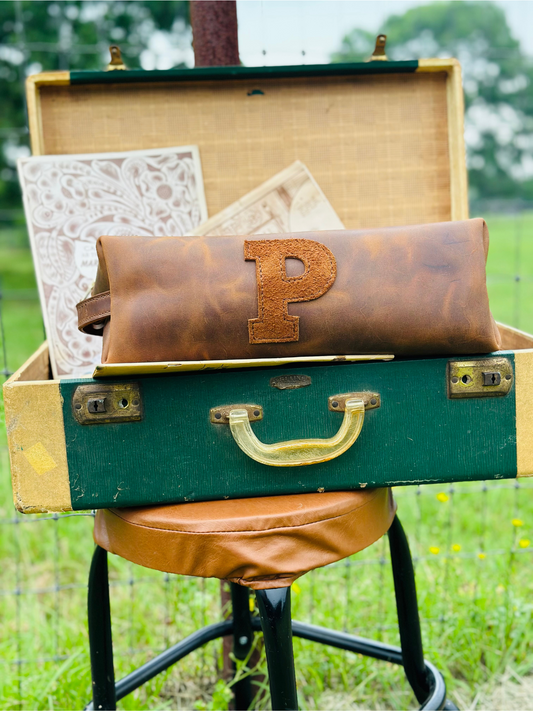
top-left (515, 348), bottom-right (533, 477)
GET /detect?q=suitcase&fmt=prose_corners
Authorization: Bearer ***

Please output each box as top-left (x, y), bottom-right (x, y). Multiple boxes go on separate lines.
top-left (5, 58), bottom-right (533, 512)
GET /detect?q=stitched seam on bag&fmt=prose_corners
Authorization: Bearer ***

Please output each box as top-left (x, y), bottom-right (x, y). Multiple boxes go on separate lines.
top-left (77, 292), bottom-right (111, 327)
top-left (80, 291), bottom-right (110, 307)
top-left (107, 489), bottom-right (385, 534)
top-left (79, 308), bottom-right (110, 322)
top-left (77, 293), bottom-right (110, 311)
top-left (249, 240), bottom-right (337, 344)
top-left (79, 309), bottom-right (111, 321)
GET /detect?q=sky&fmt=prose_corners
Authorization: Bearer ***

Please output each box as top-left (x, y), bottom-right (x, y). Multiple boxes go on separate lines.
top-left (235, 0), bottom-right (533, 66)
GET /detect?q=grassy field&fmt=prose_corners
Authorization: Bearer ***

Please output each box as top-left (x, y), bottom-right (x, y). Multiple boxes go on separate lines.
top-left (1, 216), bottom-right (533, 710)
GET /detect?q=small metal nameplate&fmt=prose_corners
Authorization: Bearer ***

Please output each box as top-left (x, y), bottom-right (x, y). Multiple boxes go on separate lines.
top-left (447, 357), bottom-right (513, 399)
top-left (270, 374), bottom-right (312, 390)
top-left (72, 383), bottom-right (142, 424)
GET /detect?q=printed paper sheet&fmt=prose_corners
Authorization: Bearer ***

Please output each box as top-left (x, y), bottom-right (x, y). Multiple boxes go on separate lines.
top-left (189, 161), bottom-right (344, 237)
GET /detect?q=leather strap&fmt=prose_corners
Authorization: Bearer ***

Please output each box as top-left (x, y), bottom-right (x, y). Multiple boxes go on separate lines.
top-left (77, 291), bottom-right (110, 335)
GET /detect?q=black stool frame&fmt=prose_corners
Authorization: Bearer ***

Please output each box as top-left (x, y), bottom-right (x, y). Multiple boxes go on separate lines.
top-left (85, 515), bottom-right (458, 711)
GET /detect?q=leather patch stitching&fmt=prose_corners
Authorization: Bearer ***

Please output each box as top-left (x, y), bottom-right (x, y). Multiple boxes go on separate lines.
top-left (245, 238), bottom-right (337, 344)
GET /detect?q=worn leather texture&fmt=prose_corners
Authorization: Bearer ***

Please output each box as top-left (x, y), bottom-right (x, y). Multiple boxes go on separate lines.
top-left (78, 219), bottom-right (501, 362)
top-left (93, 488), bottom-right (396, 589)
top-left (244, 238), bottom-right (337, 343)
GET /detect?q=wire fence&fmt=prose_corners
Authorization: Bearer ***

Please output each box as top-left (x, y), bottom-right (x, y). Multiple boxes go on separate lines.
top-left (2, 2), bottom-right (533, 709)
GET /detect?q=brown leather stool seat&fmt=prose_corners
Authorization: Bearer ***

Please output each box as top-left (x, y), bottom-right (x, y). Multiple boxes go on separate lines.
top-left (94, 488), bottom-right (396, 589)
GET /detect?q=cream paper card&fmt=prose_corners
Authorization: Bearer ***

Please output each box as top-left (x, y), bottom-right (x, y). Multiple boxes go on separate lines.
top-left (18, 146), bottom-right (207, 378)
top-left (189, 161), bottom-right (344, 237)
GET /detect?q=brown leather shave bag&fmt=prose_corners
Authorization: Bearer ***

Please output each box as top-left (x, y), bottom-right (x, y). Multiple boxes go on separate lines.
top-left (77, 218), bottom-right (501, 363)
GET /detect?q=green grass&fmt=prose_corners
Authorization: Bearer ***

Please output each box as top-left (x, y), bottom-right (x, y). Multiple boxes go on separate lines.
top-left (483, 211), bottom-right (533, 331)
top-left (1, 216), bottom-right (533, 710)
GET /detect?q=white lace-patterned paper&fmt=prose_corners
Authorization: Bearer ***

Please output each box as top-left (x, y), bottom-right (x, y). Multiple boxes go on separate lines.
top-left (18, 147), bottom-right (207, 378)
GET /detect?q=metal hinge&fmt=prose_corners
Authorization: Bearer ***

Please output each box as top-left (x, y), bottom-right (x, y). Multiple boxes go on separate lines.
top-left (105, 45), bottom-right (127, 71)
top-left (72, 383), bottom-right (142, 424)
top-left (447, 357), bottom-right (513, 399)
top-left (367, 35), bottom-right (388, 62)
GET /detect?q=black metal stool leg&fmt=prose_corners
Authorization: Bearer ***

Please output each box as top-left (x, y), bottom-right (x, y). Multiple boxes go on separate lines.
top-left (88, 545), bottom-right (116, 710)
top-left (230, 583), bottom-right (254, 710)
top-left (255, 587), bottom-right (298, 711)
top-left (388, 515), bottom-right (432, 705)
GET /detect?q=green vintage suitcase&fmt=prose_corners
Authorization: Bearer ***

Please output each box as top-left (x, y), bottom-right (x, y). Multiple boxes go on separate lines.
top-left (5, 60), bottom-right (533, 512)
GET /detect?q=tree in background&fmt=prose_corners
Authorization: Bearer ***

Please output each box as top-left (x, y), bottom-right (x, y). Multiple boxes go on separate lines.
top-left (0, 0), bottom-right (190, 229)
top-left (332, 1), bottom-right (533, 204)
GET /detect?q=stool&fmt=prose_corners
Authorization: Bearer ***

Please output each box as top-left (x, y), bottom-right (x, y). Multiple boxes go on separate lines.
top-left (86, 489), bottom-right (458, 710)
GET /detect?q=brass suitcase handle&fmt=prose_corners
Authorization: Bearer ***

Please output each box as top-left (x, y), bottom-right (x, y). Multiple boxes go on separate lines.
top-left (229, 398), bottom-right (366, 467)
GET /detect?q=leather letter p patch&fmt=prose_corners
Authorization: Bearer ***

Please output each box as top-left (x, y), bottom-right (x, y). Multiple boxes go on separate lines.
top-left (244, 238), bottom-right (337, 344)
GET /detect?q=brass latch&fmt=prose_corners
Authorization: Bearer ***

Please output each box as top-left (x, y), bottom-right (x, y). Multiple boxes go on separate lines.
top-left (72, 383), bottom-right (142, 424)
top-left (447, 357), bottom-right (513, 399)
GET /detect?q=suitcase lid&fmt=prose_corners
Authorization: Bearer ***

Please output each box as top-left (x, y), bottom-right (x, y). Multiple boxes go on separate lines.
top-left (25, 58), bottom-right (467, 229)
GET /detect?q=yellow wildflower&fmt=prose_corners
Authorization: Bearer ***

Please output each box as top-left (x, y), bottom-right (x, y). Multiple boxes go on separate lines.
top-left (519, 539), bottom-right (530, 549)
top-left (512, 518), bottom-right (524, 527)
top-left (429, 546), bottom-right (440, 555)
top-left (478, 552), bottom-right (486, 560)
top-left (436, 492), bottom-right (449, 503)
top-left (451, 544), bottom-right (461, 553)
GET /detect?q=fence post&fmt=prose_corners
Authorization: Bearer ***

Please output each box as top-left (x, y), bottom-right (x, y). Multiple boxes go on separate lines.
top-left (190, 1), bottom-right (240, 67)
